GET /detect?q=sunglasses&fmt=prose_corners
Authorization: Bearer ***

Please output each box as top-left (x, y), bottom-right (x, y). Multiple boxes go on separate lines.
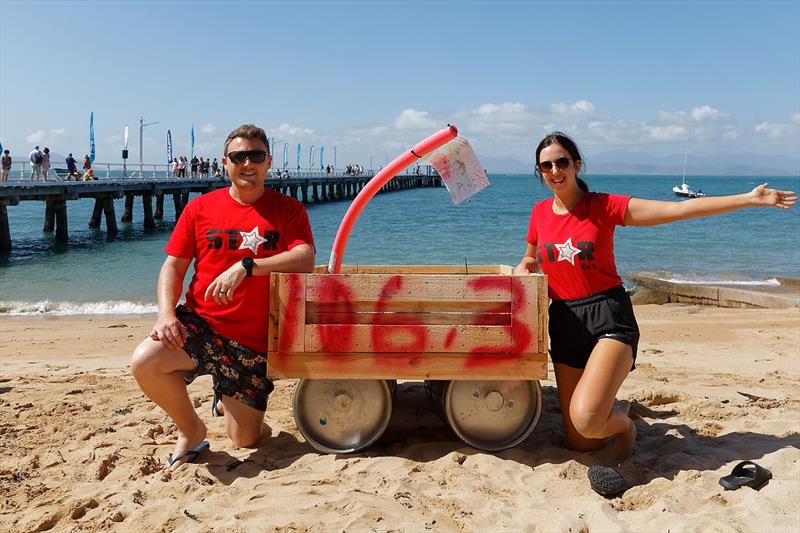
top-left (227, 150), bottom-right (269, 165)
top-left (537, 157), bottom-right (572, 173)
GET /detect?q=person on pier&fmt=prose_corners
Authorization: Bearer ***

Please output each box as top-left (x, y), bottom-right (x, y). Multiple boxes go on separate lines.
top-left (65, 153), bottom-right (81, 180)
top-left (29, 146), bottom-right (43, 182)
top-left (1, 149), bottom-right (11, 183)
top-left (131, 124), bottom-right (316, 471)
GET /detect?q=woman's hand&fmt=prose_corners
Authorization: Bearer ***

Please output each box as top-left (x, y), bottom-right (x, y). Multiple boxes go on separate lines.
top-left (513, 256), bottom-right (540, 275)
top-left (748, 183), bottom-right (797, 209)
top-left (204, 261), bottom-right (247, 305)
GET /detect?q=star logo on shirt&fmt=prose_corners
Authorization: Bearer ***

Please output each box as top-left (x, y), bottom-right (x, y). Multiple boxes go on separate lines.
top-left (239, 226), bottom-right (268, 255)
top-left (555, 237), bottom-right (581, 265)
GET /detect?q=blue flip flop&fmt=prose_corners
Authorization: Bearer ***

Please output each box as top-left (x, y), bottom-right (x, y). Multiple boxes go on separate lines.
top-left (166, 440), bottom-right (210, 468)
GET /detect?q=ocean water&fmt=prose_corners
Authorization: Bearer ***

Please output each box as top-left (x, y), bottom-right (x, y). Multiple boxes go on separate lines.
top-left (0, 174), bottom-right (798, 315)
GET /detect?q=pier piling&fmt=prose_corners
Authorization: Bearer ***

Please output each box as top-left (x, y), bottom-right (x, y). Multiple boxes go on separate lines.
top-left (143, 194), bottom-right (155, 231)
top-left (121, 193), bottom-right (135, 223)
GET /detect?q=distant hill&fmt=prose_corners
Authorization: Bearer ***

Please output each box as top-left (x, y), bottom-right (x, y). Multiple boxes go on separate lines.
top-left (477, 151), bottom-right (798, 176)
top-left (585, 151), bottom-right (799, 176)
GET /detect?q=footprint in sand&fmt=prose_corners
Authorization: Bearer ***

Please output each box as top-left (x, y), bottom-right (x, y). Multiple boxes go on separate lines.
top-left (70, 498), bottom-right (99, 519)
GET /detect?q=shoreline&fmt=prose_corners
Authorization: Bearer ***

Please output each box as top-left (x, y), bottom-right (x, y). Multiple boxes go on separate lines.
top-left (1, 305), bottom-right (798, 531)
top-left (2, 275), bottom-right (800, 316)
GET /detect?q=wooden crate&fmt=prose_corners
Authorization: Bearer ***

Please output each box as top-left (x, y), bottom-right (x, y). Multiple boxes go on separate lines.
top-left (268, 265), bottom-right (548, 380)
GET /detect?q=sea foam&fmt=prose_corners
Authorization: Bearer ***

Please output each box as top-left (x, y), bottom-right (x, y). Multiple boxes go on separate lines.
top-left (0, 300), bottom-right (158, 316)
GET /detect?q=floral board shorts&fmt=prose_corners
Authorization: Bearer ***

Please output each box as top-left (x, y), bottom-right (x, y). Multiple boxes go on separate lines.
top-left (176, 304), bottom-right (274, 411)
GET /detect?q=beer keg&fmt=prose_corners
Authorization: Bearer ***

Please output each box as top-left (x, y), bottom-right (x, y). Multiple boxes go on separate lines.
top-left (293, 379), bottom-right (396, 454)
top-left (426, 379), bottom-right (542, 452)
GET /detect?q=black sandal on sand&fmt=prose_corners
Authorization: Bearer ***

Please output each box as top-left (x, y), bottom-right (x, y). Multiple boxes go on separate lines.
top-left (211, 392), bottom-right (223, 417)
top-left (166, 440), bottom-right (210, 468)
top-left (588, 465), bottom-right (629, 498)
top-left (719, 461), bottom-right (772, 490)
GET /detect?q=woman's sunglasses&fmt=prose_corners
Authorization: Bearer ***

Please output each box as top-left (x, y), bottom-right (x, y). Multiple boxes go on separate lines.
top-left (227, 150), bottom-right (268, 165)
top-left (537, 157), bottom-right (572, 173)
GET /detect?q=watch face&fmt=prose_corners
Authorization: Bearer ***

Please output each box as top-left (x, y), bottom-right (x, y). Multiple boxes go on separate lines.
top-left (243, 257), bottom-right (254, 267)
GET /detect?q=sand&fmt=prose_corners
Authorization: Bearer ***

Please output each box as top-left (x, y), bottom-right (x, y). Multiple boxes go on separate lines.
top-left (1, 305), bottom-right (798, 532)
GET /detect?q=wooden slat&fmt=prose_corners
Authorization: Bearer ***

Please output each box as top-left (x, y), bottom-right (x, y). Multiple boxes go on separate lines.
top-left (328, 265), bottom-right (508, 275)
top-left (511, 275), bottom-right (539, 355)
top-left (307, 300), bottom-right (511, 314)
top-left (305, 324), bottom-right (512, 353)
top-left (306, 310), bottom-right (511, 326)
top-left (537, 275), bottom-right (549, 353)
top-left (277, 273), bottom-right (306, 353)
top-left (268, 273), bottom-right (280, 352)
top-left (306, 274), bottom-right (511, 302)
top-left (268, 352), bottom-right (548, 380)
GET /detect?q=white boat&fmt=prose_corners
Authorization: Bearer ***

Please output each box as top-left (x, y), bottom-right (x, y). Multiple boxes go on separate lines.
top-left (672, 147), bottom-right (705, 198)
top-left (672, 182), bottom-right (705, 198)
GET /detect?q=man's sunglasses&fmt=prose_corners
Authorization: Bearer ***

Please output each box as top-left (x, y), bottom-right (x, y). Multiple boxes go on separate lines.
top-left (227, 150), bottom-right (269, 165)
top-left (537, 157), bottom-right (572, 173)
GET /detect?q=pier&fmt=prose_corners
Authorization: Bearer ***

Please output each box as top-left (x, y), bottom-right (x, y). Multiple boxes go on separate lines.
top-left (0, 172), bottom-right (441, 251)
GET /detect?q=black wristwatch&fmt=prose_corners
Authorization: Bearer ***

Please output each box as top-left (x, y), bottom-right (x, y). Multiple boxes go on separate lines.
top-left (241, 257), bottom-right (255, 277)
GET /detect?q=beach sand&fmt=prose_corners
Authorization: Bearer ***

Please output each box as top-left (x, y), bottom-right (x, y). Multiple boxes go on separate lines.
top-left (1, 305), bottom-right (798, 532)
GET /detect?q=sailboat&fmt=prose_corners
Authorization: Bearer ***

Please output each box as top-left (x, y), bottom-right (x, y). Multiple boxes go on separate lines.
top-left (672, 147), bottom-right (705, 198)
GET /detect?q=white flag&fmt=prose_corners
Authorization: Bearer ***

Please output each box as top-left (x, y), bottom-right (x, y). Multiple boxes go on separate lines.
top-left (425, 136), bottom-right (489, 204)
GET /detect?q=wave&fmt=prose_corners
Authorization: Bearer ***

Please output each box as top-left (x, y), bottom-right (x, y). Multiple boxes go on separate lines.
top-left (646, 275), bottom-right (781, 286)
top-left (0, 300), bottom-right (158, 316)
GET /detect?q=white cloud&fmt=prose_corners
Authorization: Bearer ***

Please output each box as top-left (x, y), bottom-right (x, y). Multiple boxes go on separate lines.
top-left (551, 100), bottom-right (597, 117)
top-left (644, 125), bottom-right (690, 141)
top-left (754, 119), bottom-right (800, 142)
top-left (50, 128), bottom-right (66, 136)
top-left (200, 123), bottom-right (216, 135)
top-left (394, 109), bottom-right (437, 130)
top-left (26, 130), bottom-right (45, 143)
top-left (274, 123), bottom-right (314, 137)
top-left (691, 105), bottom-right (726, 122)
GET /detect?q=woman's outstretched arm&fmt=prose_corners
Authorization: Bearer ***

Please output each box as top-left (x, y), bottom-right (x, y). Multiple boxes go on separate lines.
top-left (624, 183), bottom-right (797, 227)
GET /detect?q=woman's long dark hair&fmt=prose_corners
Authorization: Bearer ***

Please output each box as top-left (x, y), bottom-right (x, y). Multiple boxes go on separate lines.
top-left (534, 131), bottom-right (588, 192)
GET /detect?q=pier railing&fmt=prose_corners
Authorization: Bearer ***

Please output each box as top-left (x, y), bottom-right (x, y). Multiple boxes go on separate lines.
top-left (3, 162), bottom-right (437, 182)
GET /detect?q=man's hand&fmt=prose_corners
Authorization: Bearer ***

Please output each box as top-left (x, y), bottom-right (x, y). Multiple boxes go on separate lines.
top-left (204, 261), bottom-right (247, 305)
top-left (513, 256), bottom-right (540, 276)
top-left (150, 313), bottom-right (188, 350)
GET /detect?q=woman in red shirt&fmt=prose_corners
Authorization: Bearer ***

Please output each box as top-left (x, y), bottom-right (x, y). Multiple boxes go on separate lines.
top-left (515, 132), bottom-right (796, 461)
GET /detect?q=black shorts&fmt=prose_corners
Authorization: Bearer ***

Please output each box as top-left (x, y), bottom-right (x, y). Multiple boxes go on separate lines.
top-left (548, 285), bottom-right (640, 370)
top-left (177, 304), bottom-right (274, 411)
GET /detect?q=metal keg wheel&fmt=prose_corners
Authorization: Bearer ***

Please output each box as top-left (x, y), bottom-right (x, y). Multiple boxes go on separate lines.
top-left (426, 379), bottom-right (542, 452)
top-left (293, 379), bottom-right (395, 454)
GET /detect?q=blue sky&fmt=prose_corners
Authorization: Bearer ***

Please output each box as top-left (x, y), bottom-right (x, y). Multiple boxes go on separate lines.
top-left (1, 0), bottom-right (798, 170)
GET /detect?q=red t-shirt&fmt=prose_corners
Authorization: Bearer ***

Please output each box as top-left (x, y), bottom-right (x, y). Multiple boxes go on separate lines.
top-left (526, 192), bottom-right (631, 300)
top-left (165, 187), bottom-right (314, 352)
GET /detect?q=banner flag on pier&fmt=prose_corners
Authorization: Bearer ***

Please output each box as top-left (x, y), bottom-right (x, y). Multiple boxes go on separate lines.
top-left (283, 143), bottom-right (288, 168)
top-left (123, 125), bottom-right (129, 150)
top-left (190, 126), bottom-right (195, 159)
top-left (89, 112), bottom-right (96, 163)
top-left (424, 136), bottom-right (489, 205)
top-left (167, 130), bottom-right (173, 164)
top-left (320, 146), bottom-right (324, 170)
top-left (297, 143), bottom-right (301, 170)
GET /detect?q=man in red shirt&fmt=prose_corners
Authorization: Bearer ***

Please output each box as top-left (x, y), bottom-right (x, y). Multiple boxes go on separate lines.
top-left (131, 124), bottom-right (315, 470)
